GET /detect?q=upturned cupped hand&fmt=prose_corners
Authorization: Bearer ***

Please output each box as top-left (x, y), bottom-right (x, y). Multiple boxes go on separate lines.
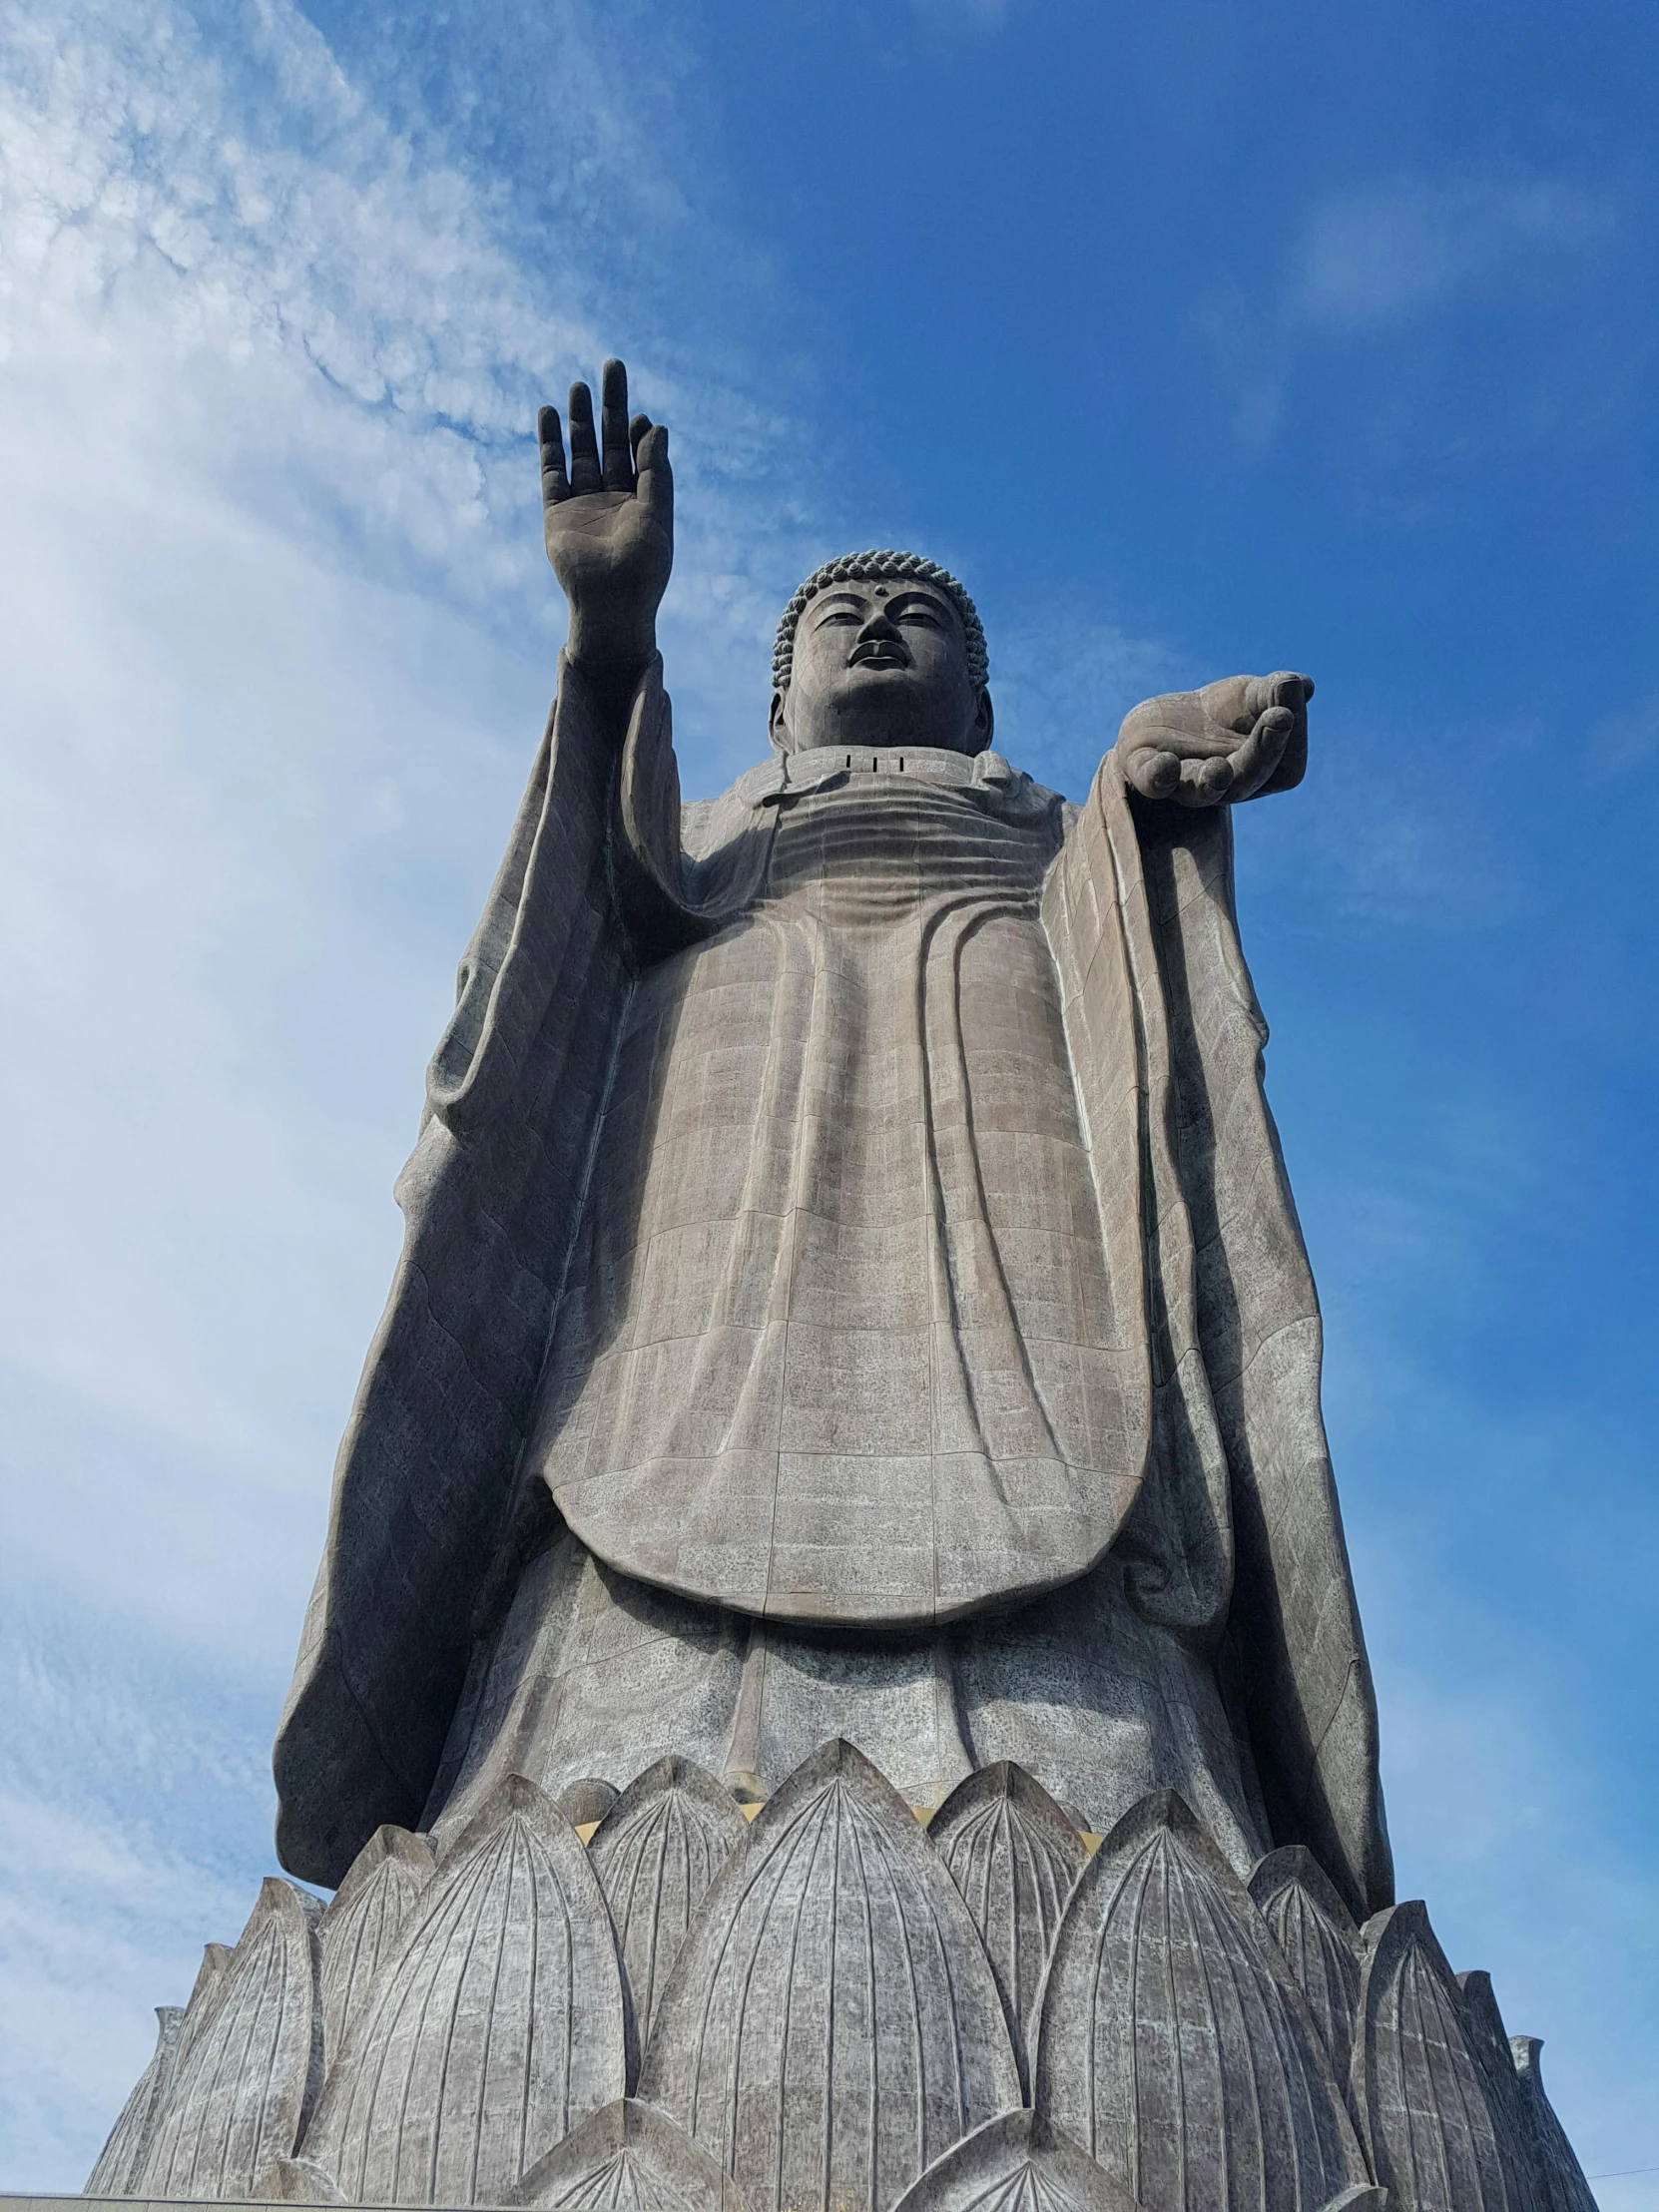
top-left (1117, 672), bottom-right (1314, 807)
top-left (540, 358), bottom-right (673, 682)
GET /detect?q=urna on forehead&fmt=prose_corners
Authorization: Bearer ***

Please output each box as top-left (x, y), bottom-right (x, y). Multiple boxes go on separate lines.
top-left (773, 549), bottom-right (989, 691)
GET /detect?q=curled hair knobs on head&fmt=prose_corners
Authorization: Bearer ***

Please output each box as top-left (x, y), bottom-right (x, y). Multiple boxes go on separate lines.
top-left (772, 551), bottom-right (988, 694)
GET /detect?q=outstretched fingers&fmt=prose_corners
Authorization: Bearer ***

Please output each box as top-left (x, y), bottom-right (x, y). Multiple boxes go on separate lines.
top-left (538, 405), bottom-right (569, 507)
top-left (544, 360), bottom-right (664, 509)
top-left (600, 357), bottom-right (634, 491)
top-left (633, 419), bottom-right (672, 525)
top-left (567, 379), bottom-right (603, 493)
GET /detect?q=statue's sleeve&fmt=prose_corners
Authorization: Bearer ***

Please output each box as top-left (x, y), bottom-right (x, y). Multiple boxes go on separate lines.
top-left (273, 654), bottom-right (656, 1888)
top-left (1054, 753), bottom-right (1393, 1922)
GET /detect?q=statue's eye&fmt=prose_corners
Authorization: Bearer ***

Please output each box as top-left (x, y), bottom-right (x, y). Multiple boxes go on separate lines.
top-left (815, 608), bottom-right (860, 626)
top-left (897, 606), bottom-right (941, 625)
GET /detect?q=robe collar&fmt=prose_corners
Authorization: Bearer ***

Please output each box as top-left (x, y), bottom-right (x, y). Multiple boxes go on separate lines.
top-left (737, 744), bottom-right (1017, 809)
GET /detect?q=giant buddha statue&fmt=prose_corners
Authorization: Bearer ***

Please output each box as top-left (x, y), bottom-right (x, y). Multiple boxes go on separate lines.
top-left (272, 359), bottom-right (1391, 1925)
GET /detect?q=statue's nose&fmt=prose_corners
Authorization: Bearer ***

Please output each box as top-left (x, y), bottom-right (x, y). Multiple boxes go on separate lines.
top-left (856, 608), bottom-right (901, 640)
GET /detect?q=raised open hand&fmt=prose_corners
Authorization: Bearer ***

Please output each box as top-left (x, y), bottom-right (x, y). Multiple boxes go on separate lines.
top-left (1116, 672), bottom-right (1314, 807)
top-left (539, 357), bottom-right (673, 682)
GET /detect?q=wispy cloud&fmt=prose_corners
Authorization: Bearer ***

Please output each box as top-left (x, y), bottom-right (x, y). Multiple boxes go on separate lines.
top-left (1197, 165), bottom-right (1637, 463)
top-left (989, 606), bottom-right (1177, 797)
top-left (0, 1590), bottom-right (276, 2179)
top-left (910, 0), bottom-right (1012, 26)
top-left (1589, 691), bottom-right (1659, 781)
top-left (1297, 176), bottom-right (1619, 329)
top-left (0, 0), bottom-right (828, 738)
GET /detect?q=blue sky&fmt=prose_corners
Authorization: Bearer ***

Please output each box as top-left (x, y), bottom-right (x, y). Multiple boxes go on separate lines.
top-left (1, 0), bottom-right (1655, 2193)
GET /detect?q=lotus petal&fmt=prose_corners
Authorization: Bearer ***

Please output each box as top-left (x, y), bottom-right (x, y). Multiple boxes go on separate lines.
top-left (639, 1739), bottom-right (1021, 2212)
top-left (558, 1778), bottom-right (622, 1828)
top-left (1033, 1789), bottom-right (1366, 2212)
top-left (1458, 1973), bottom-right (1543, 2212)
top-left (929, 1765), bottom-right (1088, 2091)
top-left (251, 2154), bottom-right (347, 2201)
top-left (132, 1878), bottom-right (322, 2201)
top-left (589, 1757), bottom-right (748, 2041)
top-left (318, 1826), bottom-right (435, 2068)
top-left (1350, 1902), bottom-right (1510, 2212)
top-left (1510, 2038), bottom-right (1598, 2212)
top-left (1248, 1848), bottom-right (1362, 2080)
top-left (891, 2108), bottom-right (1140, 2212)
top-left (85, 2004), bottom-right (184, 2195)
top-left (188, 1941), bottom-right (235, 2010)
top-left (507, 2097), bottom-right (748, 2212)
top-left (300, 1774), bottom-right (626, 2205)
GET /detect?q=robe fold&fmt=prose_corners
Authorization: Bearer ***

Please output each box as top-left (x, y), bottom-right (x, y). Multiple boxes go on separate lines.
top-left (274, 654), bottom-right (1392, 1922)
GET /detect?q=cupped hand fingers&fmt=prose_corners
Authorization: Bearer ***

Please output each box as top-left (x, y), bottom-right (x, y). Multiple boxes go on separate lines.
top-left (1198, 670), bottom-right (1314, 735)
top-left (1194, 673), bottom-right (1260, 735)
top-left (600, 358), bottom-right (633, 491)
top-left (567, 380), bottom-right (602, 493)
top-left (538, 405), bottom-right (569, 506)
top-left (1222, 704), bottom-right (1295, 801)
top-left (1124, 746), bottom-right (1182, 801)
top-left (1174, 755), bottom-right (1237, 807)
top-left (1244, 670), bottom-right (1314, 720)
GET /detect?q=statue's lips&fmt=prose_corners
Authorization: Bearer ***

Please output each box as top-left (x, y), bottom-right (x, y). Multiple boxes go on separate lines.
top-left (847, 644), bottom-right (910, 670)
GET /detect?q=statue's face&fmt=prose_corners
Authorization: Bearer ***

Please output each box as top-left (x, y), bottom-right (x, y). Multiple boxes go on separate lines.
top-left (771, 579), bottom-right (993, 755)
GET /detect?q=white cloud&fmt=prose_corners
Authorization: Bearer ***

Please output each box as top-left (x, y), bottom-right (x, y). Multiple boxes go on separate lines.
top-left (0, 0), bottom-right (825, 750)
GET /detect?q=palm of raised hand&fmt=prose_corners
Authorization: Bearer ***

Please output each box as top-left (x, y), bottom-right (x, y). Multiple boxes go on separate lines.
top-left (539, 359), bottom-right (673, 668)
top-left (1118, 671), bottom-right (1314, 807)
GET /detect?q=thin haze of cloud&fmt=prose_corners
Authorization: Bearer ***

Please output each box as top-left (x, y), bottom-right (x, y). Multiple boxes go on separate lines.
top-left (1, 1591), bottom-right (273, 2170)
top-left (1589, 693), bottom-right (1659, 780)
top-left (986, 608), bottom-right (1177, 796)
top-left (1200, 164), bottom-right (1632, 458)
top-left (910, 0), bottom-right (1011, 26)
top-left (1255, 746), bottom-right (1529, 929)
top-left (1298, 175), bottom-right (1619, 327)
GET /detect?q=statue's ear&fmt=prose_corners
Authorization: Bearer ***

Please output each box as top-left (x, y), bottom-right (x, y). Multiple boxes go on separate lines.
top-left (769, 688), bottom-right (790, 751)
top-left (971, 688), bottom-right (994, 755)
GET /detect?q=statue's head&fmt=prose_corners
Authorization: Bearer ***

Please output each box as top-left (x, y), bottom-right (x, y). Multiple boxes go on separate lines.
top-left (770, 551), bottom-right (992, 757)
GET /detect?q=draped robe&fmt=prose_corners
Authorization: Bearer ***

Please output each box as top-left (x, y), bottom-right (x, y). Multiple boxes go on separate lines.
top-left (273, 656), bottom-right (1392, 1921)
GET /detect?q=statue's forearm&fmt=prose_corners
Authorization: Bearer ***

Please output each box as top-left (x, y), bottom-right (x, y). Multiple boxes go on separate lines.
top-left (563, 606), bottom-right (661, 732)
